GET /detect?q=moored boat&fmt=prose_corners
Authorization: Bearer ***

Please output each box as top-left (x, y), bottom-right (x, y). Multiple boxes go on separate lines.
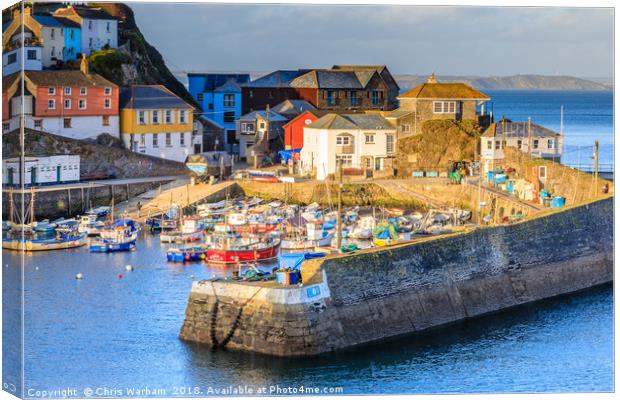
top-left (206, 235), bottom-right (281, 264)
top-left (2, 232), bottom-right (87, 251)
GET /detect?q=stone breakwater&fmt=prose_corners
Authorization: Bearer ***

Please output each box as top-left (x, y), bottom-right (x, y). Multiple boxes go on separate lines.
top-left (179, 196), bottom-right (613, 356)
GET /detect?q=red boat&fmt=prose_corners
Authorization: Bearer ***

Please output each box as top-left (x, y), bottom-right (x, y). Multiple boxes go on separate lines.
top-left (206, 236), bottom-right (280, 264)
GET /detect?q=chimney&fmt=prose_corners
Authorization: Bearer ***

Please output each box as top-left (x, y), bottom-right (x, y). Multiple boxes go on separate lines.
top-left (24, 5), bottom-right (31, 15)
top-left (80, 54), bottom-right (89, 75)
top-left (427, 73), bottom-right (438, 84)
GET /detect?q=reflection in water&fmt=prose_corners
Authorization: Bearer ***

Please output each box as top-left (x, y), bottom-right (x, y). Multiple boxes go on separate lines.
top-left (1, 230), bottom-right (613, 396)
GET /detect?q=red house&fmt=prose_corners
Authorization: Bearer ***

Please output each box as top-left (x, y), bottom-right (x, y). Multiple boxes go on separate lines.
top-left (283, 110), bottom-right (331, 152)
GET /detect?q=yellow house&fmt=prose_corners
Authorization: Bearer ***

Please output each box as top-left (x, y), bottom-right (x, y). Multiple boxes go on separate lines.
top-left (120, 85), bottom-right (195, 162)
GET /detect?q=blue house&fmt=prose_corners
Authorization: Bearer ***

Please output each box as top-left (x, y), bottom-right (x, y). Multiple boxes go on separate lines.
top-left (53, 17), bottom-right (82, 61)
top-left (187, 73), bottom-right (251, 152)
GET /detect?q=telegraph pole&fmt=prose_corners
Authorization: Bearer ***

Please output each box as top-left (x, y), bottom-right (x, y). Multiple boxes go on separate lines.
top-left (336, 159), bottom-right (343, 251)
top-left (594, 140), bottom-right (599, 195)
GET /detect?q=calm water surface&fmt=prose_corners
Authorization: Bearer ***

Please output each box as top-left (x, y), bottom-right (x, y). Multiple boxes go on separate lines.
top-left (2, 90), bottom-right (615, 396)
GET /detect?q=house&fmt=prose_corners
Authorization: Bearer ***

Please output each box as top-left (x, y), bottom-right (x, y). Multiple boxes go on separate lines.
top-left (193, 115), bottom-right (225, 153)
top-left (241, 70), bottom-right (306, 114)
top-left (2, 6), bottom-right (81, 69)
top-left (2, 57), bottom-right (119, 140)
top-left (289, 66), bottom-right (400, 111)
top-left (235, 109), bottom-right (288, 159)
top-left (300, 113), bottom-right (397, 180)
top-left (53, 5), bottom-right (117, 56)
top-left (241, 65), bottom-right (400, 114)
top-left (397, 74), bottom-right (491, 134)
top-left (270, 99), bottom-right (316, 120)
top-left (187, 73), bottom-right (250, 151)
top-left (119, 85), bottom-right (195, 162)
top-left (480, 120), bottom-right (563, 174)
top-left (3, 154), bottom-right (80, 186)
top-left (2, 24), bottom-right (43, 76)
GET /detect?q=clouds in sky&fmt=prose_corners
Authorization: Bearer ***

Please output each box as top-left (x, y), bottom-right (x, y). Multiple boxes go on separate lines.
top-left (130, 3), bottom-right (613, 77)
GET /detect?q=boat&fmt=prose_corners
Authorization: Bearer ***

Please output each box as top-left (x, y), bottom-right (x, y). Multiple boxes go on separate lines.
top-left (281, 231), bottom-right (333, 250)
top-left (89, 225), bottom-right (138, 253)
top-left (206, 235), bottom-right (281, 264)
top-left (349, 216), bottom-right (375, 239)
top-left (248, 170), bottom-right (279, 183)
top-left (78, 213), bottom-right (105, 236)
top-left (166, 244), bottom-right (210, 263)
top-left (32, 219), bottom-right (57, 233)
top-left (2, 232), bottom-right (87, 251)
top-left (159, 218), bottom-right (203, 243)
top-left (85, 206), bottom-right (111, 218)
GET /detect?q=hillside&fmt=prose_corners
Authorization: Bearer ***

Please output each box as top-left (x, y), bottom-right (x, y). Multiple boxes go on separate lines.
top-left (395, 74), bottom-right (611, 92)
top-left (3, 130), bottom-right (187, 179)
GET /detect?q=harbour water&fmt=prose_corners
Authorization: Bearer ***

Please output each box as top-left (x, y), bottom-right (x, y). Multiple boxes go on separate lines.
top-left (2, 90), bottom-right (614, 396)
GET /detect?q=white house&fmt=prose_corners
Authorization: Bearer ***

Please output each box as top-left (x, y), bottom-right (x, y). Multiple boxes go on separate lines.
top-left (54, 5), bottom-right (118, 56)
top-left (3, 155), bottom-right (80, 186)
top-left (300, 113), bottom-right (397, 180)
top-left (2, 26), bottom-right (43, 76)
top-left (480, 120), bottom-right (563, 174)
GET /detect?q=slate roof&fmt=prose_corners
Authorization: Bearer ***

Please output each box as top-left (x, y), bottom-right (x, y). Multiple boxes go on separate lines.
top-left (271, 99), bottom-right (316, 116)
top-left (32, 15), bottom-right (68, 27)
top-left (3, 21), bottom-right (11, 32)
top-left (242, 70), bottom-right (306, 88)
top-left (24, 70), bottom-right (116, 87)
top-left (51, 16), bottom-right (80, 28)
top-left (399, 82), bottom-right (489, 100)
top-left (238, 110), bottom-right (288, 122)
top-left (188, 73), bottom-right (250, 92)
top-left (482, 121), bottom-right (560, 138)
top-left (120, 85), bottom-right (192, 109)
top-left (196, 115), bottom-right (224, 130)
top-left (69, 7), bottom-right (115, 20)
top-left (308, 113), bottom-right (394, 130)
top-left (290, 70), bottom-right (379, 89)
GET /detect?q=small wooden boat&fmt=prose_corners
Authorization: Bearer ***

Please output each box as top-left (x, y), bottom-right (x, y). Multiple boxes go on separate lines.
top-left (2, 232), bottom-right (87, 251)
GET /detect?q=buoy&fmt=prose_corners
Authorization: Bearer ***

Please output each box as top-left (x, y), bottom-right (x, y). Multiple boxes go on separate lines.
top-left (125, 265), bottom-right (134, 271)
top-left (190, 274), bottom-right (195, 280)
top-left (118, 273), bottom-right (123, 279)
top-left (75, 273), bottom-right (83, 280)
top-left (35, 266), bottom-right (39, 270)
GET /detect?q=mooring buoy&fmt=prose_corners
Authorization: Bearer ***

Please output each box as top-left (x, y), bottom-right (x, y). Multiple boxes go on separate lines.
top-left (75, 273), bottom-right (83, 280)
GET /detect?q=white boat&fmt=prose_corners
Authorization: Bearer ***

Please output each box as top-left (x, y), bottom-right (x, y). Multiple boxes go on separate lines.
top-left (160, 218), bottom-right (203, 243)
top-left (281, 231), bottom-right (334, 250)
top-left (349, 216), bottom-right (375, 239)
top-left (226, 213), bottom-right (248, 226)
top-left (78, 213), bottom-right (105, 236)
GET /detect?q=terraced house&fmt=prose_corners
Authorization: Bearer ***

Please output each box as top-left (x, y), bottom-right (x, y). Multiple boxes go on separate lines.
top-left (2, 57), bottom-right (119, 140)
top-left (120, 85), bottom-right (195, 162)
top-left (53, 5), bottom-right (117, 55)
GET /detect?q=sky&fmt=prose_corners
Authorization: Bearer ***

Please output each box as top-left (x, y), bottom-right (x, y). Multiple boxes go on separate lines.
top-left (130, 3), bottom-right (614, 78)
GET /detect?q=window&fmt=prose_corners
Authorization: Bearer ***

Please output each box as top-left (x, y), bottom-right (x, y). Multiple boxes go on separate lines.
top-left (517, 139), bottom-right (522, 149)
top-left (365, 134), bottom-right (375, 144)
top-left (223, 94), bottom-right (235, 107)
top-left (48, 99), bottom-right (56, 109)
top-left (27, 49), bottom-right (37, 60)
top-left (104, 87), bottom-right (112, 96)
top-left (336, 154), bottom-right (353, 167)
top-left (487, 140), bottom-right (492, 150)
top-left (165, 133), bottom-right (172, 146)
top-left (547, 139), bottom-right (554, 149)
top-left (64, 99), bottom-right (71, 109)
top-left (138, 111), bottom-right (146, 125)
top-left (152, 133), bottom-right (158, 147)
top-left (102, 116), bottom-right (110, 126)
top-left (80, 87), bottom-right (87, 95)
top-left (34, 120), bottom-right (42, 129)
top-left (386, 134), bottom-right (394, 153)
top-left (350, 91), bottom-right (358, 106)
top-left (495, 140), bottom-right (501, 150)
top-left (223, 111), bottom-right (235, 123)
top-left (139, 134), bottom-right (146, 147)
top-left (165, 110), bottom-right (172, 124)
top-left (70, 30), bottom-right (74, 39)
top-left (64, 87), bottom-right (71, 95)
top-left (401, 124), bottom-right (410, 133)
top-left (51, 46), bottom-right (55, 57)
top-left (371, 90), bottom-right (381, 105)
top-left (3, 123), bottom-right (10, 133)
top-left (259, 122), bottom-right (265, 129)
top-left (433, 101), bottom-right (457, 113)
top-left (51, 28), bottom-right (55, 39)
top-left (152, 110), bottom-right (159, 124)
top-left (197, 93), bottom-right (203, 101)
top-left (180, 133), bottom-right (185, 146)
top-left (88, 38), bottom-right (93, 48)
top-left (327, 90), bottom-right (335, 106)
top-left (78, 99), bottom-right (86, 109)
top-left (48, 87), bottom-right (56, 95)
top-left (7, 53), bottom-right (17, 64)
top-left (88, 20), bottom-right (93, 30)
top-left (249, 90), bottom-right (253, 98)
top-left (242, 123), bottom-right (254, 133)
top-left (179, 110), bottom-right (186, 124)
top-left (63, 118), bottom-right (71, 128)
top-left (104, 99), bottom-right (111, 109)
top-left (533, 139), bottom-right (539, 149)
top-left (365, 158), bottom-right (372, 169)
top-left (336, 135), bottom-right (351, 146)
top-left (539, 166), bottom-right (547, 179)
top-left (106, 22), bottom-right (111, 33)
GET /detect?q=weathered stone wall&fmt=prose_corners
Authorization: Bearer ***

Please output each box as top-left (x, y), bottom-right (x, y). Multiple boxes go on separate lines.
top-left (179, 196), bottom-right (613, 356)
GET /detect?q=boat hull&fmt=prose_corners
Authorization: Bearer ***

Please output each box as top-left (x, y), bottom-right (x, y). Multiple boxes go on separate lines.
top-left (89, 240), bottom-right (136, 253)
top-left (206, 244), bottom-right (280, 264)
top-left (2, 234), bottom-right (88, 252)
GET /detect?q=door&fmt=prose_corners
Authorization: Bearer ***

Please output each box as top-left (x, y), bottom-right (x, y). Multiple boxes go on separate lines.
top-left (375, 157), bottom-right (382, 171)
top-left (56, 166), bottom-right (61, 183)
top-left (7, 168), bottom-right (14, 186)
top-left (31, 167), bottom-right (37, 185)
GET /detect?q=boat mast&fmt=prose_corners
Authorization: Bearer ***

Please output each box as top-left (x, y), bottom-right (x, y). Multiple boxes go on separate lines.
top-left (336, 159), bottom-right (343, 250)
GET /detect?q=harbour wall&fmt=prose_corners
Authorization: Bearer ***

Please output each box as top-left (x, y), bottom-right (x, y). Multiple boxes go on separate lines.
top-left (180, 195), bottom-right (613, 356)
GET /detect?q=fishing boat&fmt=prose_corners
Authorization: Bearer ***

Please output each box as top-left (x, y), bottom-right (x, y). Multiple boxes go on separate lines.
top-left (32, 219), bottom-right (57, 233)
top-left (160, 218), bottom-right (203, 243)
top-left (89, 225), bottom-right (138, 253)
top-left (281, 221), bottom-right (334, 250)
top-left (2, 232), bottom-right (87, 251)
top-left (348, 216), bottom-right (375, 239)
top-left (206, 234), bottom-right (281, 264)
top-left (78, 213), bottom-right (105, 236)
top-left (85, 206), bottom-right (111, 218)
top-left (166, 244), bottom-right (210, 263)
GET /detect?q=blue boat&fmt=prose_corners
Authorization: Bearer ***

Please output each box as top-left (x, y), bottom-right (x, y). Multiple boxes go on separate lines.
top-left (166, 244), bottom-right (209, 263)
top-left (90, 222), bottom-right (138, 253)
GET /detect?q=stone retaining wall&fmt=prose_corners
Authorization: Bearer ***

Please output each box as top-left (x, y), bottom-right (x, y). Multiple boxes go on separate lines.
top-left (179, 196), bottom-right (613, 356)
